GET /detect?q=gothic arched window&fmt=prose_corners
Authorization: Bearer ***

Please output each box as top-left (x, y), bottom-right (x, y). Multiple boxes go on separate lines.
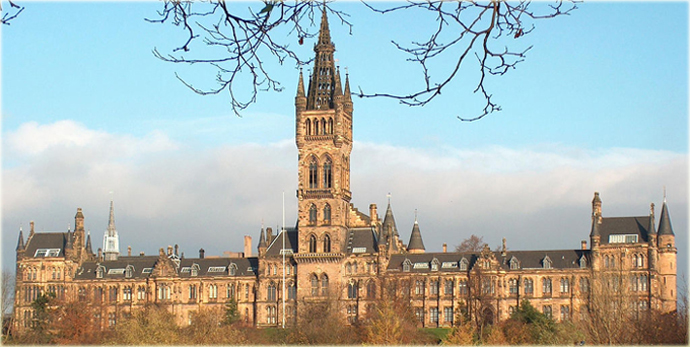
top-left (305, 119), bottom-right (312, 136)
top-left (347, 282), bottom-right (358, 299)
top-left (323, 159), bottom-right (332, 188)
top-left (321, 118), bottom-right (326, 135)
top-left (313, 118), bottom-right (320, 134)
top-left (323, 204), bottom-right (331, 224)
top-left (321, 274), bottom-right (329, 296)
top-left (323, 234), bottom-right (331, 253)
top-left (309, 204), bottom-right (317, 225)
top-left (328, 118), bottom-right (334, 134)
top-left (309, 234), bottom-right (317, 253)
top-left (311, 274), bottom-right (319, 296)
top-left (267, 282), bottom-right (277, 301)
top-left (309, 157), bottom-right (318, 189)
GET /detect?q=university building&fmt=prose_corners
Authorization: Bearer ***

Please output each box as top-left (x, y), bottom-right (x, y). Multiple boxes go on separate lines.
top-left (12, 11), bottom-right (677, 332)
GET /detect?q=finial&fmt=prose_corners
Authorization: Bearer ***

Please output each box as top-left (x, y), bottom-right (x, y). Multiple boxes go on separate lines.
top-left (387, 193), bottom-right (391, 205)
top-left (663, 186), bottom-right (667, 202)
top-left (414, 209), bottom-right (418, 224)
top-left (345, 66), bottom-right (349, 75)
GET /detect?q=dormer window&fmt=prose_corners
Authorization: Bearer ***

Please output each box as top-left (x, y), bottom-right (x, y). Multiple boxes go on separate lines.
top-left (96, 265), bottom-right (105, 279)
top-left (459, 258), bottom-right (469, 271)
top-left (509, 256), bottom-right (520, 270)
top-left (191, 264), bottom-right (200, 277)
top-left (229, 263), bottom-right (238, 276)
top-left (431, 258), bottom-right (440, 272)
top-left (125, 265), bottom-right (134, 279)
top-left (543, 256), bottom-right (552, 269)
top-left (402, 259), bottom-right (412, 272)
top-left (579, 255), bottom-right (587, 269)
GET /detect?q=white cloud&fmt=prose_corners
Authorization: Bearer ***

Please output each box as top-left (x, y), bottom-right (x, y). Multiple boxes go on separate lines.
top-left (2, 121), bottom-right (687, 278)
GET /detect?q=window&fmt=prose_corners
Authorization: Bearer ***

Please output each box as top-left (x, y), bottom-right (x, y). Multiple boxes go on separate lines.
top-left (579, 255), bottom-right (587, 269)
top-left (96, 266), bottom-right (105, 279)
top-left (327, 118), bottom-right (333, 134)
top-left (444, 280), bottom-right (454, 295)
top-left (267, 282), bottom-right (277, 301)
top-left (321, 274), bottom-right (329, 296)
top-left (305, 119), bottom-right (312, 135)
top-left (543, 256), bottom-right (552, 269)
top-left (560, 278), bottom-right (569, 293)
top-left (288, 282), bottom-right (296, 300)
top-left (34, 248), bottom-right (60, 257)
top-left (347, 282), bottom-right (358, 299)
top-left (309, 157), bottom-right (318, 188)
top-left (323, 159), bottom-right (332, 188)
top-left (542, 278), bottom-right (552, 295)
top-left (367, 281), bottom-right (376, 299)
top-left (137, 286), bottom-right (146, 300)
top-left (543, 305), bottom-right (552, 319)
top-left (347, 304), bottom-right (358, 324)
top-left (604, 255), bottom-right (610, 268)
top-left (267, 306), bottom-right (277, 325)
top-left (227, 283), bottom-right (236, 299)
top-left (191, 264), bottom-right (199, 277)
top-left (229, 263), bottom-right (238, 276)
top-left (109, 287), bottom-right (118, 302)
top-left (309, 234), bottom-right (317, 253)
top-left (429, 307), bottom-right (439, 324)
top-left (482, 278), bottom-right (495, 295)
top-left (415, 280), bottom-right (424, 295)
top-left (524, 278), bottom-right (534, 295)
top-left (415, 308), bottom-right (424, 322)
top-left (353, 262), bottom-right (358, 273)
top-left (323, 204), bottom-right (331, 224)
top-left (444, 307), bottom-right (453, 323)
top-left (320, 117), bottom-right (326, 135)
top-left (636, 255), bottom-right (644, 268)
top-left (346, 263), bottom-right (352, 274)
top-left (459, 258), bottom-right (469, 271)
top-left (209, 284), bottom-right (218, 299)
top-left (640, 275), bottom-right (648, 291)
top-left (158, 285), bottom-right (170, 300)
top-left (560, 305), bottom-right (570, 321)
top-left (245, 308), bottom-right (249, 323)
top-left (510, 257), bottom-right (520, 270)
top-left (125, 265), bottom-right (134, 278)
top-left (189, 285), bottom-right (197, 300)
top-left (431, 259), bottom-right (440, 272)
top-left (311, 274), bottom-right (319, 296)
top-left (509, 278), bottom-right (519, 294)
top-left (245, 284), bottom-right (249, 299)
top-left (323, 234), bottom-right (331, 253)
top-left (458, 280), bottom-right (468, 295)
top-left (309, 205), bottom-right (317, 225)
top-left (108, 312), bottom-right (116, 327)
top-left (579, 277), bottom-right (589, 292)
top-left (123, 286), bottom-right (132, 301)
top-left (430, 280), bottom-right (439, 295)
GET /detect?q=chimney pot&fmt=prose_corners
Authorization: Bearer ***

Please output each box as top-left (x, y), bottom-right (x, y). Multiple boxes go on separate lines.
top-left (443, 243), bottom-right (447, 253)
top-left (167, 245), bottom-right (173, 256)
top-left (581, 240), bottom-right (587, 250)
top-left (199, 248), bottom-right (205, 259)
top-left (127, 246), bottom-right (132, 256)
top-left (174, 244), bottom-right (179, 256)
top-left (139, 251), bottom-right (145, 256)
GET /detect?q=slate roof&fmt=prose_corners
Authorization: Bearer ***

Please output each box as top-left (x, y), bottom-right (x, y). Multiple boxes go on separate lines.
top-left (264, 228), bottom-right (298, 257)
top-left (24, 232), bottom-right (70, 258)
top-left (346, 227), bottom-right (378, 254)
top-left (658, 202), bottom-right (674, 236)
top-left (407, 222), bottom-right (425, 251)
top-left (74, 255), bottom-right (258, 280)
top-left (387, 249), bottom-right (589, 273)
top-left (598, 216), bottom-right (651, 244)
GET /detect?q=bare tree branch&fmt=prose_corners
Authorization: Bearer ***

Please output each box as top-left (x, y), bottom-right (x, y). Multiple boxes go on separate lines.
top-left (1, 0), bottom-right (24, 25)
top-left (357, 0), bottom-right (578, 121)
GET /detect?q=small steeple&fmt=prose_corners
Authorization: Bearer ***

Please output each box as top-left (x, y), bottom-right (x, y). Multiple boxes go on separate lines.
top-left (85, 231), bottom-right (93, 254)
top-left (382, 195), bottom-right (399, 238)
top-left (16, 227), bottom-right (24, 251)
top-left (306, 8), bottom-right (337, 110)
top-left (258, 227), bottom-right (267, 249)
top-left (296, 68), bottom-right (306, 98)
top-left (103, 199), bottom-right (120, 261)
top-left (344, 69), bottom-right (352, 101)
top-left (334, 66), bottom-right (343, 97)
top-left (658, 200), bottom-right (674, 236)
top-left (407, 212), bottom-right (425, 253)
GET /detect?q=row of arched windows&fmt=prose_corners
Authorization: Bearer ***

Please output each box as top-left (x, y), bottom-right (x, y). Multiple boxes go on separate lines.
top-left (305, 117), bottom-right (334, 136)
top-left (310, 273), bottom-right (329, 296)
top-left (308, 156), bottom-right (333, 189)
top-left (309, 203), bottom-right (331, 224)
top-left (632, 254), bottom-right (646, 268)
top-left (308, 233), bottom-right (331, 253)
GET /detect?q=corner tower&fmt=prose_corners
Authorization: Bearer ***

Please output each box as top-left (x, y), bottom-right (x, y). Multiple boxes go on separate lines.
top-left (295, 9), bottom-right (353, 255)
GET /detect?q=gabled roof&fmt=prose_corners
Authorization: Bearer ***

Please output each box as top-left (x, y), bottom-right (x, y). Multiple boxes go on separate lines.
top-left (265, 228), bottom-right (298, 257)
top-left (387, 249), bottom-right (590, 273)
top-left (24, 232), bottom-right (70, 258)
top-left (598, 216), bottom-right (650, 244)
top-left (74, 256), bottom-right (159, 280)
top-left (178, 257), bottom-right (257, 278)
top-left (346, 227), bottom-right (378, 254)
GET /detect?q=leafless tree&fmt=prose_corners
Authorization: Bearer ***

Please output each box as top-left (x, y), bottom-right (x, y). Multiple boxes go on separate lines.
top-left (0, 0), bottom-right (23, 25)
top-left (150, 1), bottom-right (576, 120)
top-left (455, 234), bottom-right (488, 253)
top-left (1, 271), bottom-right (14, 318)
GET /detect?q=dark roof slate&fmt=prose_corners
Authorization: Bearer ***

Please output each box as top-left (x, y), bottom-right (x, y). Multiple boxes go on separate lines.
top-left (407, 222), bottom-right (425, 251)
top-left (24, 232), bottom-right (69, 258)
top-left (658, 202), bottom-right (674, 236)
top-left (599, 216), bottom-right (650, 244)
top-left (346, 227), bottom-right (378, 254)
top-left (265, 228), bottom-right (298, 257)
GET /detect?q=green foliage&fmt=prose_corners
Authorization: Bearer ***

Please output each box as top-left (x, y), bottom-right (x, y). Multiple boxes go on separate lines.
top-left (223, 299), bottom-right (240, 325)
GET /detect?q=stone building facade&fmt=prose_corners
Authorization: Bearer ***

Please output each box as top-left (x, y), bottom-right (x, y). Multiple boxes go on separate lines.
top-left (12, 11), bottom-right (678, 332)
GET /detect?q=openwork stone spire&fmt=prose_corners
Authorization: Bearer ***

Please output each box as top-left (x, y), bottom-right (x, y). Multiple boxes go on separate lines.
top-left (306, 9), bottom-right (337, 110)
top-left (103, 200), bottom-right (120, 261)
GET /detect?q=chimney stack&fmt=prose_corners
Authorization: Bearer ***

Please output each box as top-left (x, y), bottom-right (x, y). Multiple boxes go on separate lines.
top-left (30, 221), bottom-right (35, 236)
top-left (97, 247), bottom-right (103, 260)
top-left (581, 240), bottom-right (587, 250)
top-left (140, 251), bottom-right (145, 256)
top-left (167, 245), bottom-right (173, 256)
top-left (370, 204), bottom-right (378, 225)
top-left (127, 246), bottom-right (131, 256)
top-left (199, 248), bottom-right (205, 259)
top-left (244, 236), bottom-right (252, 257)
top-left (174, 244), bottom-right (179, 256)
top-left (443, 243), bottom-right (447, 253)
top-left (266, 227), bottom-right (273, 244)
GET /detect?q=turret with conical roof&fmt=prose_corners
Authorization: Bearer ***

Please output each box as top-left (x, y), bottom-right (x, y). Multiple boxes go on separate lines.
top-left (589, 192), bottom-right (602, 251)
top-left (656, 193), bottom-right (677, 312)
top-left (16, 227), bottom-right (24, 251)
top-left (258, 227), bottom-right (267, 257)
top-left (85, 231), bottom-right (94, 255)
top-left (657, 197), bottom-right (675, 247)
top-left (407, 212), bottom-right (425, 253)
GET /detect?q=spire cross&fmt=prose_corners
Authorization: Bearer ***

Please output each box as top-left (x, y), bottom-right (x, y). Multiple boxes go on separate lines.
top-left (414, 209), bottom-right (418, 223)
top-left (344, 66), bottom-right (348, 75)
top-left (663, 186), bottom-right (667, 202)
top-left (387, 193), bottom-right (391, 205)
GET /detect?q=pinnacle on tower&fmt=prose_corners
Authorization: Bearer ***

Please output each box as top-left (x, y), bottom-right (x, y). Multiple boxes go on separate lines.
top-left (16, 227), bottom-right (24, 251)
top-left (85, 231), bottom-right (93, 254)
top-left (306, 8), bottom-right (338, 110)
top-left (658, 200), bottom-right (674, 236)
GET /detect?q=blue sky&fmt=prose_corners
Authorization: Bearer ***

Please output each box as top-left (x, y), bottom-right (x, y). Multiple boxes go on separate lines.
top-left (2, 2), bottom-right (688, 282)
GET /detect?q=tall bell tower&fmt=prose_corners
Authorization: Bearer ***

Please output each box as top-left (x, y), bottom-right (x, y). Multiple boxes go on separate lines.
top-left (295, 9), bottom-right (354, 255)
